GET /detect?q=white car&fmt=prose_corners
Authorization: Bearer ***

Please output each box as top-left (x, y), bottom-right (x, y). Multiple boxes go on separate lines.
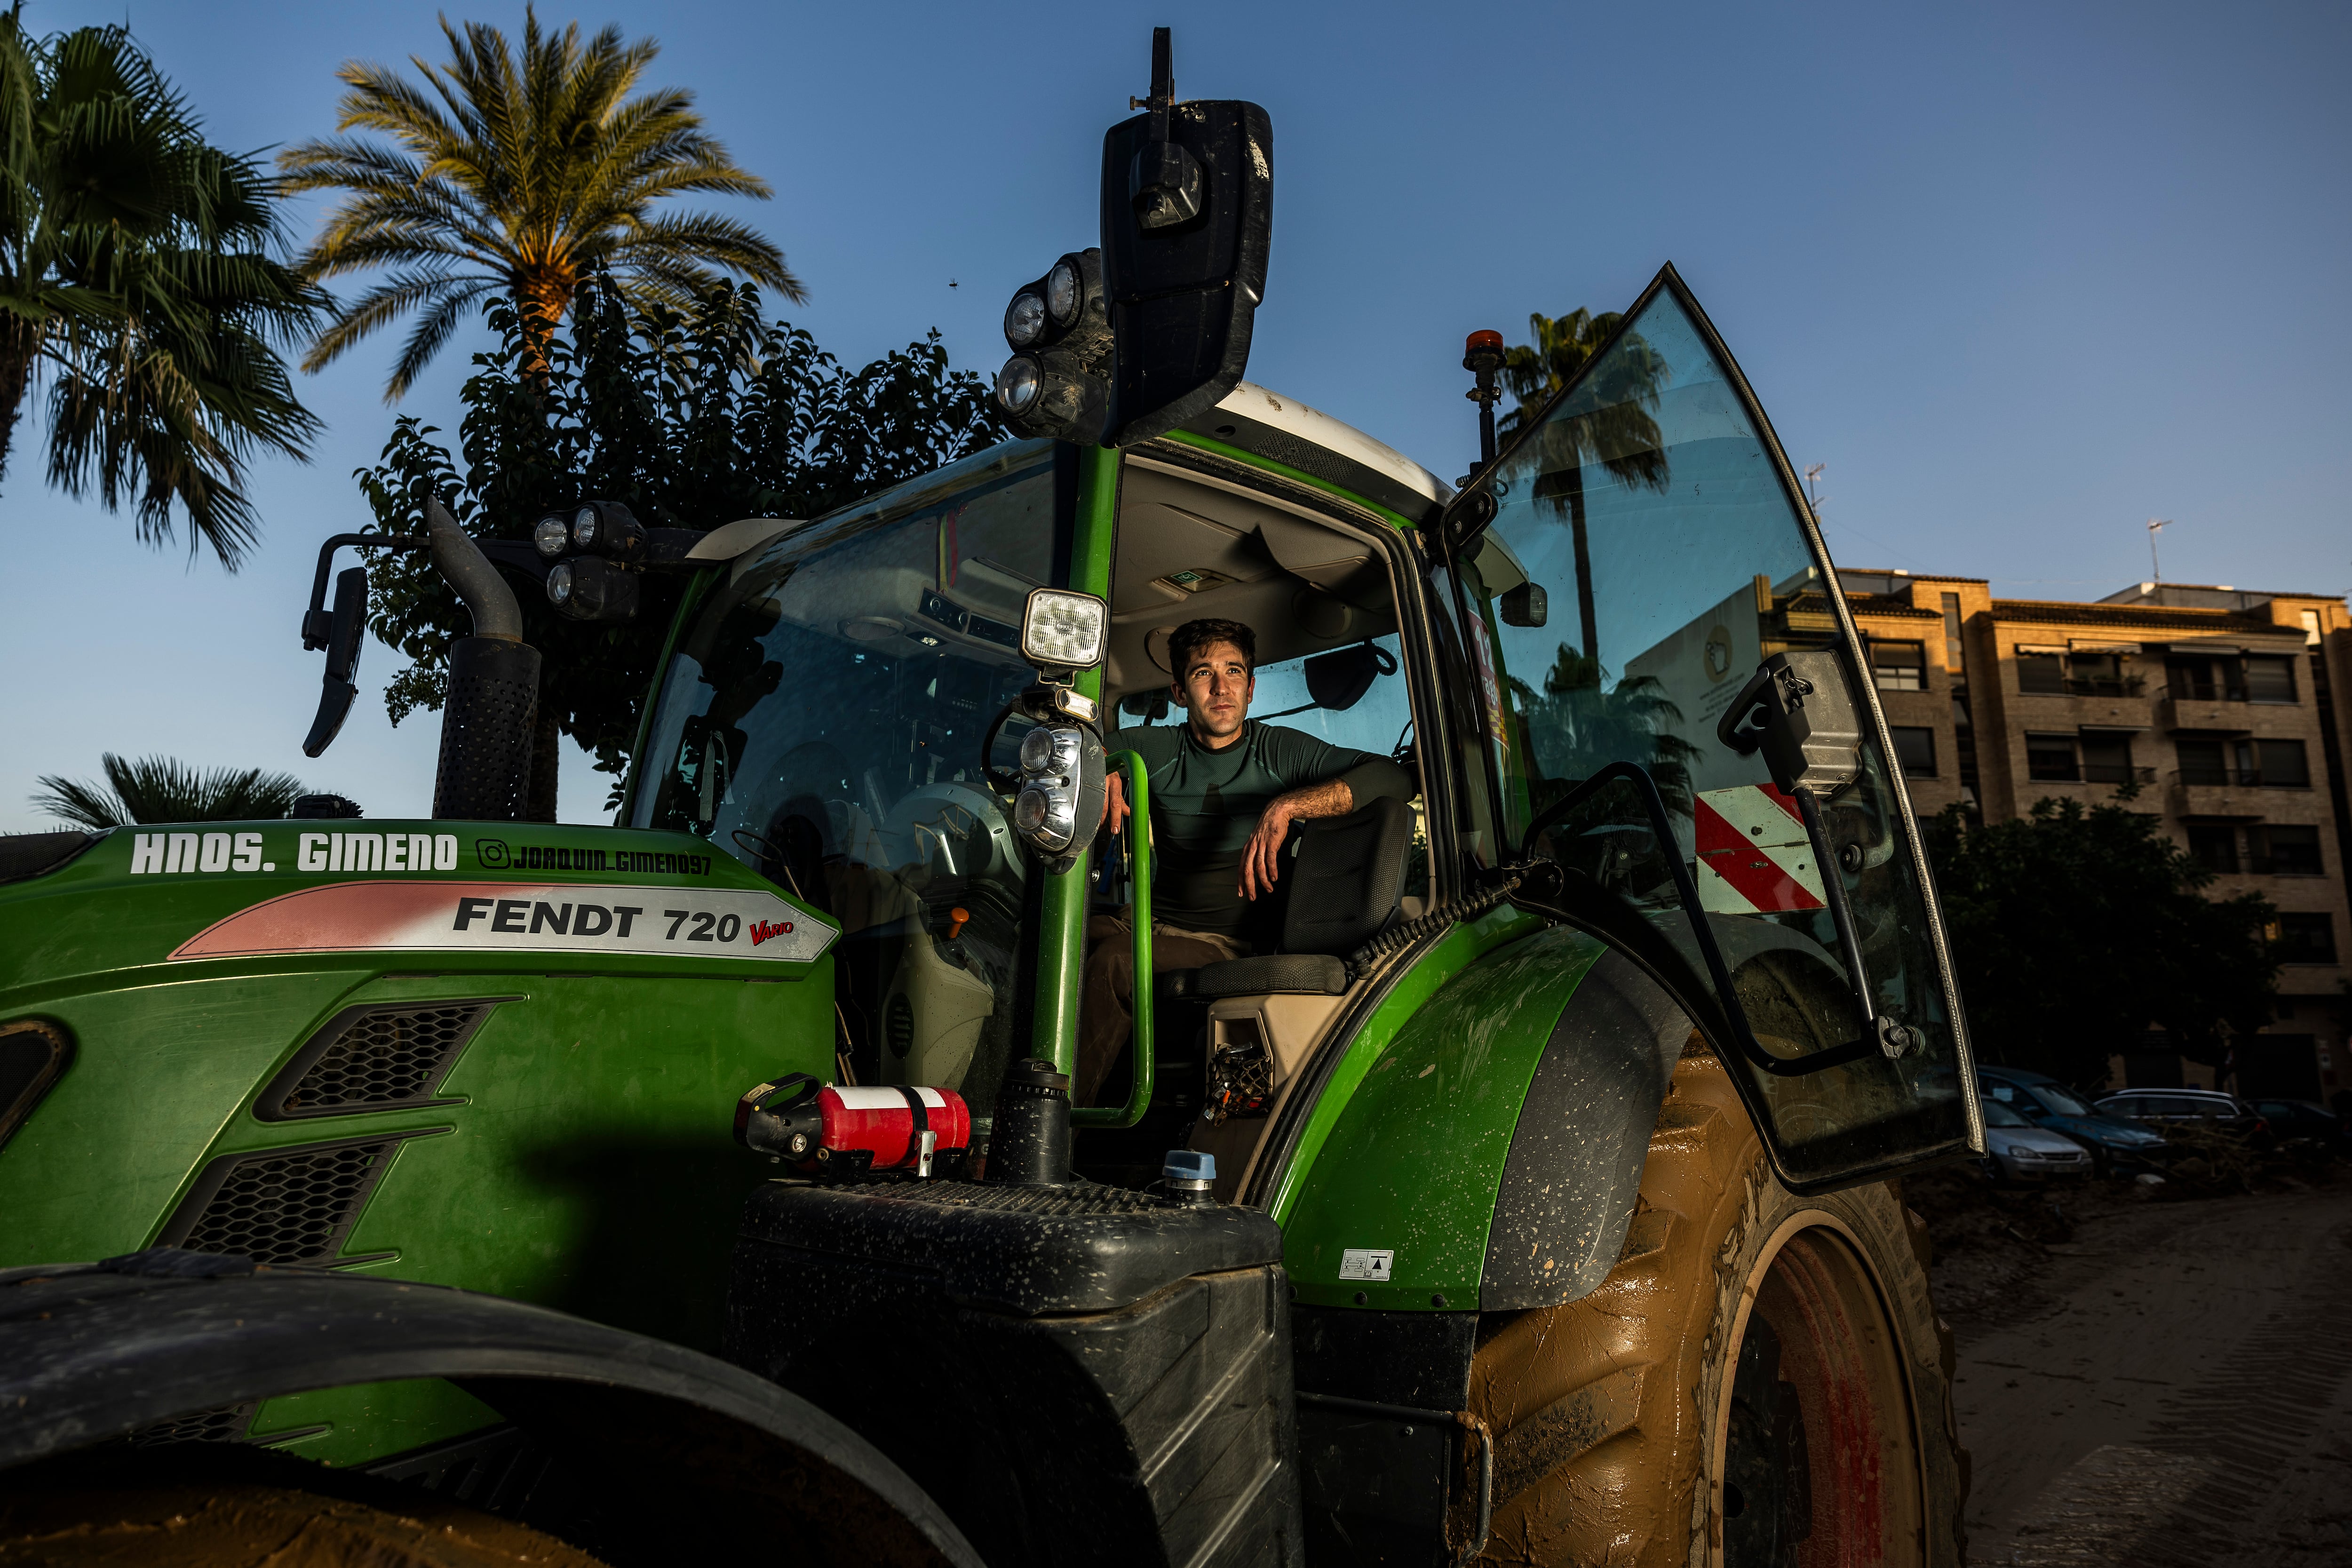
top-left (1980, 1098), bottom-right (2094, 1181)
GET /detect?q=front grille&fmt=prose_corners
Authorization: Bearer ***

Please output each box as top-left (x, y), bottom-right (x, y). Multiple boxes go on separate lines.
top-left (160, 1135), bottom-right (425, 1266)
top-left (258, 1000), bottom-right (503, 1120)
top-left (124, 1403), bottom-right (258, 1446)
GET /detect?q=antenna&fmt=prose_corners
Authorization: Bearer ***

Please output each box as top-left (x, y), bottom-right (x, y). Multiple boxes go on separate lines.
top-left (1803, 463), bottom-right (1827, 519)
top-left (2147, 518), bottom-right (2170, 583)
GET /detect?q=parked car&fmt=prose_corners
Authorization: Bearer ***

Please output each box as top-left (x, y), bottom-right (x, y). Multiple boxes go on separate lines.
top-left (1977, 1066), bottom-right (2171, 1174)
top-left (1979, 1099), bottom-right (2098, 1182)
top-left (2093, 1088), bottom-right (2269, 1145)
top-left (2248, 1098), bottom-right (2350, 1151)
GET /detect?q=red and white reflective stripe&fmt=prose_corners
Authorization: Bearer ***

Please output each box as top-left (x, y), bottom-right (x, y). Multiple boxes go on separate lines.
top-left (1692, 784), bottom-right (1825, 914)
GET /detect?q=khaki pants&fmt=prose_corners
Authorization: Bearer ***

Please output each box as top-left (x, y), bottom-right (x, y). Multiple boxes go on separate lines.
top-left (1078, 908), bottom-right (1247, 1105)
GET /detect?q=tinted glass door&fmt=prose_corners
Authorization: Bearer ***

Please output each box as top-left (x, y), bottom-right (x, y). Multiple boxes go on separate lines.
top-left (1445, 266), bottom-right (1980, 1190)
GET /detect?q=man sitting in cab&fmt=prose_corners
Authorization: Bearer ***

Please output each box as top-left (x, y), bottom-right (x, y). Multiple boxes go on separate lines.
top-left (1080, 617), bottom-right (1414, 1103)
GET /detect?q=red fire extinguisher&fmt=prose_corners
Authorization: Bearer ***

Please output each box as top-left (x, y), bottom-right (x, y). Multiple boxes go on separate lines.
top-left (734, 1073), bottom-right (971, 1180)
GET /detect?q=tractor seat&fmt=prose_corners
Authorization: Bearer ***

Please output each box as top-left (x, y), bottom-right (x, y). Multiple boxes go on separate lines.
top-left (1170, 796), bottom-right (1413, 999)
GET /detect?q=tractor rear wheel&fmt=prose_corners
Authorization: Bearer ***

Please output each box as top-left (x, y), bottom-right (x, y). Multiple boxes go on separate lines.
top-left (1467, 1045), bottom-right (1967, 1567)
top-left (0, 1449), bottom-right (609, 1568)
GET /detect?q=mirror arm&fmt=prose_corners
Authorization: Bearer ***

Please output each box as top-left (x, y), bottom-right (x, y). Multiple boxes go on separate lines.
top-left (1513, 761), bottom-right (1878, 1079)
top-left (302, 533), bottom-right (424, 649)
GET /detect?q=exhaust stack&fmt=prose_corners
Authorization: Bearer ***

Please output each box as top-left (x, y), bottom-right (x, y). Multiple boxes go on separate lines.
top-left (426, 499), bottom-right (542, 821)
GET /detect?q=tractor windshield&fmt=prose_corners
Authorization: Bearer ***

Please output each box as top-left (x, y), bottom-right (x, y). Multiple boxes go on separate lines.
top-left (634, 440), bottom-right (1068, 1111)
top-left (1445, 267), bottom-right (1976, 1189)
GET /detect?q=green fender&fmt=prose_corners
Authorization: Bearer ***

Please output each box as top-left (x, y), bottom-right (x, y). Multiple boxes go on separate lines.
top-left (1278, 923), bottom-right (1694, 1313)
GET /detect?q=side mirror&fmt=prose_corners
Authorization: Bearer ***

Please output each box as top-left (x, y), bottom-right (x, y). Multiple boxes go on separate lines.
top-left (1098, 29), bottom-right (1272, 446)
top-left (302, 566), bottom-right (368, 758)
top-left (1499, 582), bottom-right (1548, 628)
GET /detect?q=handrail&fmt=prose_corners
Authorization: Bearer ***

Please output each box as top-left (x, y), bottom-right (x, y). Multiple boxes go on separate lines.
top-left (1074, 750), bottom-right (1154, 1128)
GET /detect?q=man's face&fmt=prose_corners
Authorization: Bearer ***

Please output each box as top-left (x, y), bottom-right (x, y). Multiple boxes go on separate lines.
top-left (1175, 640), bottom-right (1254, 743)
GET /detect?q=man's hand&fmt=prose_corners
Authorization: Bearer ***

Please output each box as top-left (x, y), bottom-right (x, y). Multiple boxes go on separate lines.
top-left (1102, 769), bottom-right (1129, 836)
top-left (1240, 778), bottom-right (1355, 900)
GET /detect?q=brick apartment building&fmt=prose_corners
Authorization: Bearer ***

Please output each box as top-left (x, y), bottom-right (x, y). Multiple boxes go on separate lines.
top-left (1789, 568), bottom-right (2352, 1101)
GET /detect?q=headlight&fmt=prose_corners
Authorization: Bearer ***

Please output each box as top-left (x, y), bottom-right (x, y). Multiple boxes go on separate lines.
top-left (1019, 587), bottom-right (1109, 670)
top-left (995, 356), bottom-right (1043, 416)
top-left (533, 514), bottom-right (570, 558)
top-left (1019, 725), bottom-right (1081, 776)
top-left (572, 504), bottom-right (600, 550)
top-left (548, 562), bottom-right (575, 605)
top-left (1004, 290), bottom-right (1047, 349)
top-left (1045, 258), bottom-right (1081, 328)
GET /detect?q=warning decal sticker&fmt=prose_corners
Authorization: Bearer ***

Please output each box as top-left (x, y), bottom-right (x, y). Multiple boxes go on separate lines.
top-left (169, 881), bottom-right (837, 964)
top-left (1692, 784), bottom-right (1826, 915)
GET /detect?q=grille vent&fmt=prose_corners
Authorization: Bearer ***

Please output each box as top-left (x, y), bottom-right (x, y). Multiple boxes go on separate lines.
top-left (125, 1403), bottom-right (258, 1446)
top-left (886, 994), bottom-right (915, 1059)
top-left (160, 1134), bottom-right (431, 1266)
top-left (257, 1000), bottom-right (505, 1120)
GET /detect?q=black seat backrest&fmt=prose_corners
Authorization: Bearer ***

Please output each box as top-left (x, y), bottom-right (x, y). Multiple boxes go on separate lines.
top-left (1281, 796), bottom-right (1412, 956)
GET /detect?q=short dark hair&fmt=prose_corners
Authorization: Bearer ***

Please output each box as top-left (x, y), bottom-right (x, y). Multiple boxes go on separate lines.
top-left (1168, 618), bottom-right (1255, 681)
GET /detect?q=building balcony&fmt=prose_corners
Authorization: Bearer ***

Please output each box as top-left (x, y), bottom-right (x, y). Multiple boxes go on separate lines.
top-left (2156, 695), bottom-right (2256, 733)
top-left (2166, 769), bottom-right (2305, 820)
top-left (2026, 763), bottom-right (2156, 785)
top-left (2172, 766), bottom-right (2307, 789)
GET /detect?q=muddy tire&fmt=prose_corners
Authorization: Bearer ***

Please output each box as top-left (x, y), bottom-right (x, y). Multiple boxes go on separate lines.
top-left (0, 1449), bottom-right (609, 1568)
top-left (1468, 1046), bottom-right (1966, 1567)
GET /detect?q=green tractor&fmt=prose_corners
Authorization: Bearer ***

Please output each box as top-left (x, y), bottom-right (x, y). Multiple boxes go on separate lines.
top-left (0, 33), bottom-right (1980, 1568)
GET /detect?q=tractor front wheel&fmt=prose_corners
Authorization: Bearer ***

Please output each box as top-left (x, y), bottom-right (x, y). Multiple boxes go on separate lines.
top-left (1467, 1045), bottom-right (1967, 1567)
top-left (0, 1448), bottom-right (609, 1568)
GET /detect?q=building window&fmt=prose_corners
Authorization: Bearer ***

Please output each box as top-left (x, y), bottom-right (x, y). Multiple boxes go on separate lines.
top-left (2272, 913), bottom-right (2337, 965)
top-left (2065, 651), bottom-right (2140, 697)
top-left (2018, 652), bottom-right (2066, 694)
top-left (2167, 654), bottom-right (2246, 702)
top-left (1890, 726), bottom-right (1937, 778)
top-left (2185, 825), bottom-right (2239, 874)
top-left (2176, 737), bottom-right (2228, 786)
top-left (2026, 733), bottom-right (2079, 781)
top-left (2079, 732), bottom-right (2140, 785)
top-left (2250, 824), bottom-right (2322, 876)
top-left (1941, 593), bottom-right (1965, 674)
top-left (1872, 641), bottom-right (1927, 692)
top-left (2243, 656), bottom-right (2297, 703)
top-left (2252, 738), bottom-right (2311, 788)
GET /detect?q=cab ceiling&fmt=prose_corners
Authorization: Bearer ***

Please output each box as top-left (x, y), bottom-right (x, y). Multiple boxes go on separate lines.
top-left (1106, 455), bottom-right (1401, 698)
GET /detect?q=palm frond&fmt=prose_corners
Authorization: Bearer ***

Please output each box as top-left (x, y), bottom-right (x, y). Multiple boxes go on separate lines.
top-left (32, 753), bottom-right (311, 827)
top-left (285, 8), bottom-right (795, 398)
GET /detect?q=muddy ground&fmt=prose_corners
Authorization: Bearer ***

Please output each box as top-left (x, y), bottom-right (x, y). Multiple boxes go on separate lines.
top-left (1910, 1158), bottom-right (2352, 1565)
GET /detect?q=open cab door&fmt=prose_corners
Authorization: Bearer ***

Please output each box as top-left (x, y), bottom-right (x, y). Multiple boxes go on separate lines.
top-left (1440, 265), bottom-right (1981, 1192)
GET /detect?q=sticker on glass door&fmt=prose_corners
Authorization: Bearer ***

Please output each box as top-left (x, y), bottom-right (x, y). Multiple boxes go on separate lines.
top-left (1692, 784), bottom-right (1825, 915)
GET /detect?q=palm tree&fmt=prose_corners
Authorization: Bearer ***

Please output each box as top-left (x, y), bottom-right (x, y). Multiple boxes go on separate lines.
top-left (1497, 309), bottom-right (1672, 669)
top-left (32, 755), bottom-right (312, 828)
top-left (0, 14), bottom-right (324, 568)
top-left (281, 8), bottom-right (803, 401)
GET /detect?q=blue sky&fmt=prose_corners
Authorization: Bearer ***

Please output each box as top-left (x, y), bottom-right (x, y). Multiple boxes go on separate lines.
top-left (4, 0), bottom-right (2346, 831)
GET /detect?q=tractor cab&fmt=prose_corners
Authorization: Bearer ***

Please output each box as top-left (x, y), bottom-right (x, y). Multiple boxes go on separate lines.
top-left (626, 259), bottom-right (1981, 1204)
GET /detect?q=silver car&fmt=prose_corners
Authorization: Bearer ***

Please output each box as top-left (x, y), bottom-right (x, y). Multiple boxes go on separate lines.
top-left (1980, 1098), bottom-right (2095, 1181)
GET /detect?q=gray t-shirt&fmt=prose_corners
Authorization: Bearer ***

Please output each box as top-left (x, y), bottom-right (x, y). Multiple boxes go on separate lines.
top-left (1112, 719), bottom-right (1412, 939)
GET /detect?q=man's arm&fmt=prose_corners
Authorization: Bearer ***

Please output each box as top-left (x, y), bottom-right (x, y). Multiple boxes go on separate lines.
top-left (1237, 730), bottom-right (1416, 901)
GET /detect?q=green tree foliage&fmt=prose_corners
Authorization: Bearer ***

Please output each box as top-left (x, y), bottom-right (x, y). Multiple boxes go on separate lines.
top-left (1922, 798), bottom-right (2278, 1089)
top-left (281, 8), bottom-right (798, 400)
top-left (0, 12), bottom-right (322, 567)
top-left (354, 279), bottom-right (1006, 820)
top-left (32, 754), bottom-right (310, 828)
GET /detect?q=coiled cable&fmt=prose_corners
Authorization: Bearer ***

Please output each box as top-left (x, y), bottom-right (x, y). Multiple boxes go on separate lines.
top-left (1345, 867), bottom-right (1526, 981)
